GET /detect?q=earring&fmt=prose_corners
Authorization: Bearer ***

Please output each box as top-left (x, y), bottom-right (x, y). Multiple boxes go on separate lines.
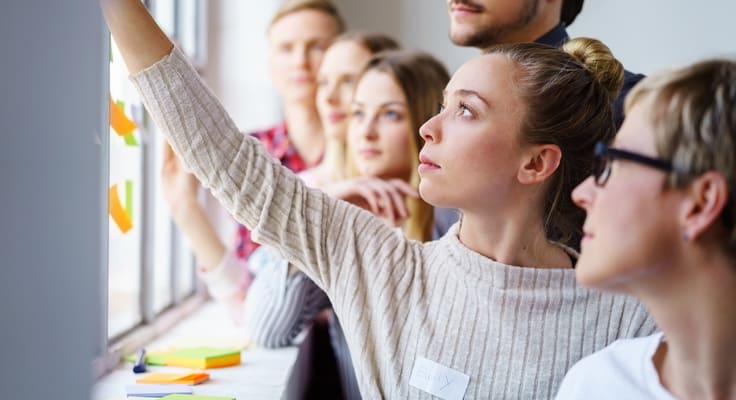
top-left (682, 232), bottom-right (691, 242)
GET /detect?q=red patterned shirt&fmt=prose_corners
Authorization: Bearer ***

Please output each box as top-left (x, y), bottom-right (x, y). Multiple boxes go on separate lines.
top-left (234, 122), bottom-right (311, 259)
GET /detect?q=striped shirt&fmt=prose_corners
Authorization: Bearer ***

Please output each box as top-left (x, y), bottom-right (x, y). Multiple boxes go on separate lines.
top-left (132, 47), bottom-right (657, 399)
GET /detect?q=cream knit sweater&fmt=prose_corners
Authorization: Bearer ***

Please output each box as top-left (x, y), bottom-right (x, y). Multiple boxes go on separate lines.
top-left (131, 48), bottom-right (657, 399)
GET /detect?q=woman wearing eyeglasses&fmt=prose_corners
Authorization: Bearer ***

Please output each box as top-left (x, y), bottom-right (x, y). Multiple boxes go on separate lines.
top-left (557, 59), bottom-right (736, 400)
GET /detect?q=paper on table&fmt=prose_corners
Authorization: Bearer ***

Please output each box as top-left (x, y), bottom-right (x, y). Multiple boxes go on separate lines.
top-left (162, 395), bottom-right (235, 400)
top-left (125, 384), bottom-right (192, 397)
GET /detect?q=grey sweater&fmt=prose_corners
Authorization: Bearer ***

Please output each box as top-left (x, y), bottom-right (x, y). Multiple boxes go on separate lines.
top-left (131, 48), bottom-right (657, 399)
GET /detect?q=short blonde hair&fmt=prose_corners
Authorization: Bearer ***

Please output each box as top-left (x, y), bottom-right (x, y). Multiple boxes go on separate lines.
top-left (269, 0), bottom-right (345, 34)
top-left (626, 59), bottom-right (736, 254)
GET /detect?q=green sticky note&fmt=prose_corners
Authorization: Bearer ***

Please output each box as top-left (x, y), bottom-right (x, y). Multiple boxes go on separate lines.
top-left (168, 347), bottom-right (240, 359)
top-left (123, 133), bottom-right (138, 146)
top-left (124, 351), bottom-right (170, 366)
top-left (124, 180), bottom-right (133, 220)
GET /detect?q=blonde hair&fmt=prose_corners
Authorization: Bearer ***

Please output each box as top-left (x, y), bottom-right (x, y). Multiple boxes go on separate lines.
top-left (321, 33), bottom-right (401, 183)
top-left (268, 0), bottom-right (345, 34)
top-left (486, 38), bottom-right (624, 250)
top-left (625, 59), bottom-right (736, 255)
top-left (349, 51), bottom-right (450, 242)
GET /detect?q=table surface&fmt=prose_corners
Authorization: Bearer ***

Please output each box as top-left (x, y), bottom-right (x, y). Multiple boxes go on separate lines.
top-left (92, 302), bottom-right (305, 400)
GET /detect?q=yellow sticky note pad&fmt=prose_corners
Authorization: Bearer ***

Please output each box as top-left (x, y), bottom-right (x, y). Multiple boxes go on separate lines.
top-left (165, 347), bottom-right (241, 369)
top-left (136, 372), bottom-right (210, 385)
top-left (109, 95), bottom-right (137, 136)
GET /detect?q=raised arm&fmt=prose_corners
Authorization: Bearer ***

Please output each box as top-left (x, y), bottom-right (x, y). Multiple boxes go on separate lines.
top-left (100, 0), bottom-right (173, 74)
top-left (161, 142), bottom-right (226, 271)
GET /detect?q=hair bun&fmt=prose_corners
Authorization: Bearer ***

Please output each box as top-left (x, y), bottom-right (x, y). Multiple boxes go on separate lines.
top-left (562, 37), bottom-right (624, 101)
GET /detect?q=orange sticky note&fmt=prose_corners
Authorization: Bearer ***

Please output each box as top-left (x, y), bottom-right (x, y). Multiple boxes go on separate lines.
top-left (109, 95), bottom-right (137, 136)
top-left (137, 372), bottom-right (210, 385)
top-left (109, 184), bottom-right (132, 233)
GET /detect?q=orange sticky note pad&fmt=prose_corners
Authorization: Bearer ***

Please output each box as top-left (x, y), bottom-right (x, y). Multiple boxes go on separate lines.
top-left (109, 95), bottom-right (137, 136)
top-left (109, 184), bottom-right (132, 233)
top-left (136, 372), bottom-right (210, 385)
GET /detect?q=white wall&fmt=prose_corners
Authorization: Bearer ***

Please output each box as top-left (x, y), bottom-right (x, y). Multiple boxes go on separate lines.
top-left (336, 0), bottom-right (477, 73)
top-left (204, 0), bottom-right (282, 133)
top-left (568, 0), bottom-right (736, 74)
top-left (206, 0), bottom-right (736, 115)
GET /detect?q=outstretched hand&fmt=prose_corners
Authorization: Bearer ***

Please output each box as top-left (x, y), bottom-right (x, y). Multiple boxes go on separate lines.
top-left (323, 177), bottom-right (419, 226)
top-left (161, 142), bottom-right (201, 221)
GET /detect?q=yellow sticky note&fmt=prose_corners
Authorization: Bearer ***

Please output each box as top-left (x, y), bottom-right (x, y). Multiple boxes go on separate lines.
top-left (109, 95), bottom-right (137, 136)
top-left (109, 184), bottom-right (132, 233)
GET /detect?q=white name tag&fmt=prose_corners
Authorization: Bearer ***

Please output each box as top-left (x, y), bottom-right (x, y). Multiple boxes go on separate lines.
top-left (409, 356), bottom-right (470, 400)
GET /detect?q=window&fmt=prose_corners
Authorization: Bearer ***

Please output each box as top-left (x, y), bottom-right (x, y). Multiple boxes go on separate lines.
top-left (104, 0), bottom-right (209, 359)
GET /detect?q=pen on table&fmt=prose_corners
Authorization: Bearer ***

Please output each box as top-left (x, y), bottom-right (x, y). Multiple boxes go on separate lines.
top-left (133, 348), bottom-right (147, 373)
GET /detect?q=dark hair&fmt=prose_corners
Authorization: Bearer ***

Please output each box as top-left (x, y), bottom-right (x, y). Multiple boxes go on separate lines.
top-left (335, 32), bottom-right (400, 54)
top-left (486, 38), bottom-right (623, 250)
top-left (561, 0), bottom-right (585, 26)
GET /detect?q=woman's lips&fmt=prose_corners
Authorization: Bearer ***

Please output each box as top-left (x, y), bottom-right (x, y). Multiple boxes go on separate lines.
top-left (418, 154), bottom-right (440, 173)
top-left (327, 112), bottom-right (346, 123)
top-left (359, 148), bottom-right (381, 158)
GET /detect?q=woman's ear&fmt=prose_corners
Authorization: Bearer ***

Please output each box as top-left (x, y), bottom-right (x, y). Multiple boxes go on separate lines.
top-left (681, 171), bottom-right (730, 240)
top-left (517, 144), bottom-right (562, 185)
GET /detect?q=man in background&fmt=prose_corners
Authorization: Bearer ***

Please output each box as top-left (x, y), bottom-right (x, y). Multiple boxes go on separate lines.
top-left (446, 0), bottom-right (642, 127)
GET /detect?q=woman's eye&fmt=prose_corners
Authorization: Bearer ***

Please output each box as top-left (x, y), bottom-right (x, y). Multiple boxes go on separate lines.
top-left (437, 102), bottom-right (445, 114)
top-left (309, 42), bottom-right (328, 53)
top-left (279, 44), bottom-right (293, 53)
top-left (384, 110), bottom-right (401, 121)
top-left (351, 109), bottom-right (364, 119)
top-left (458, 102), bottom-right (473, 118)
top-left (341, 77), bottom-right (355, 87)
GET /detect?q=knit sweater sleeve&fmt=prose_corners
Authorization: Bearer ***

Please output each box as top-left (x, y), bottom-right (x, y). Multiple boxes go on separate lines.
top-left (130, 47), bottom-right (418, 302)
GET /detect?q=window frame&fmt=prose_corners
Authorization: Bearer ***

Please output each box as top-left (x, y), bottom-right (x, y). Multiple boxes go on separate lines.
top-left (95, 0), bottom-right (210, 378)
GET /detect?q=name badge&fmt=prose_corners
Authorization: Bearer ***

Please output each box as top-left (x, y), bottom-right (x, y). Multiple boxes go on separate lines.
top-left (409, 356), bottom-right (470, 400)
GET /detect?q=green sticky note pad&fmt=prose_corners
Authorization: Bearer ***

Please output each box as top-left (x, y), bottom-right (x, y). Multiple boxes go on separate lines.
top-left (162, 395), bottom-right (235, 400)
top-left (124, 351), bottom-right (170, 366)
top-left (168, 347), bottom-right (240, 358)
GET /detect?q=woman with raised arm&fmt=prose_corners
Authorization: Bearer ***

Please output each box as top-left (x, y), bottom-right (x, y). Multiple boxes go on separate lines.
top-left (160, 0), bottom-right (344, 321)
top-left (101, 1), bottom-right (656, 397)
top-left (557, 60), bottom-right (736, 400)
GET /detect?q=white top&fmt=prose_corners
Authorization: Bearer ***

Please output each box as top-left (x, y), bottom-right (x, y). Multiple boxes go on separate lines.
top-left (556, 332), bottom-right (676, 400)
top-left (130, 47), bottom-right (658, 399)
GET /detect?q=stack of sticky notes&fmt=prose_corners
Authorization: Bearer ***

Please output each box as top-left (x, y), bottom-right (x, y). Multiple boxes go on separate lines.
top-left (165, 347), bottom-right (241, 369)
top-left (161, 395), bottom-right (235, 400)
top-left (136, 372), bottom-right (210, 385)
top-left (124, 350), bottom-right (170, 366)
top-left (125, 383), bottom-right (193, 398)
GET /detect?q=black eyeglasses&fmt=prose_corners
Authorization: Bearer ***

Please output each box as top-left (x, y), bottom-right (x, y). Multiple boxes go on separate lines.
top-left (593, 141), bottom-right (676, 187)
